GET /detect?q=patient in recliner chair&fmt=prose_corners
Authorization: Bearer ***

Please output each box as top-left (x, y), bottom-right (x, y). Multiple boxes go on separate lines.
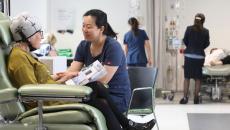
top-left (7, 12), bottom-right (155, 130)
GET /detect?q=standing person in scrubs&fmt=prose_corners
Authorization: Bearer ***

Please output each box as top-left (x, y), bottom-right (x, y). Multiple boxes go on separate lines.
top-left (123, 17), bottom-right (153, 67)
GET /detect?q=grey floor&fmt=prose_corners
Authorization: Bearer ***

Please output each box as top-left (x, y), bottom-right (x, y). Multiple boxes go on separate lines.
top-left (188, 113), bottom-right (230, 130)
top-left (147, 92), bottom-right (230, 130)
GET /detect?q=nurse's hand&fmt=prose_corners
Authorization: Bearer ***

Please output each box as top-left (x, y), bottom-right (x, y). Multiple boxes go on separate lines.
top-left (55, 71), bottom-right (78, 84)
top-left (148, 58), bottom-right (153, 67)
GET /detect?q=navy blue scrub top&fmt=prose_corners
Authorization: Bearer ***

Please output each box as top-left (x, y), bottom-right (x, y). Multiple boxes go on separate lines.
top-left (124, 29), bottom-right (149, 64)
top-left (74, 36), bottom-right (130, 90)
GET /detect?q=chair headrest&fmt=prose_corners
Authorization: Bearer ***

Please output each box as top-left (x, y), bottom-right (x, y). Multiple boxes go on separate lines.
top-left (0, 12), bottom-right (13, 48)
top-left (0, 12), bottom-right (9, 20)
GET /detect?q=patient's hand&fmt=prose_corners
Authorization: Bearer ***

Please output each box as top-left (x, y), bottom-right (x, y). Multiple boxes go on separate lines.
top-left (210, 60), bottom-right (223, 66)
top-left (55, 71), bottom-right (78, 84)
top-left (210, 61), bottom-right (216, 66)
top-left (51, 74), bottom-right (59, 81)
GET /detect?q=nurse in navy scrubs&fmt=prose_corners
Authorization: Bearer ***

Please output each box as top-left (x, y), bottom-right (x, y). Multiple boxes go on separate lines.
top-left (57, 9), bottom-right (131, 113)
top-left (124, 17), bottom-right (153, 67)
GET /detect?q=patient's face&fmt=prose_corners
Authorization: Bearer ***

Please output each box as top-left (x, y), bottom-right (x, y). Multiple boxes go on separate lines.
top-left (28, 31), bottom-right (42, 49)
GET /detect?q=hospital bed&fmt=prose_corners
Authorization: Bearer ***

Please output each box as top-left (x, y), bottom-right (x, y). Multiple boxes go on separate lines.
top-left (201, 65), bottom-right (230, 101)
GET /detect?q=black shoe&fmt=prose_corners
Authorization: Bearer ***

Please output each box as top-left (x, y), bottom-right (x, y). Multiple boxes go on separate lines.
top-left (128, 119), bottom-right (155, 130)
top-left (194, 96), bottom-right (200, 104)
top-left (179, 97), bottom-right (188, 104)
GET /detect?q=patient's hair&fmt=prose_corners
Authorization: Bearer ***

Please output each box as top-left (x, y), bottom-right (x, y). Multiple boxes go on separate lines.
top-left (42, 33), bottom-right (57, 46)
top-left (210, 48), bottom-right (218, 54)
top-left (47, 33), bottom-right (57, 46)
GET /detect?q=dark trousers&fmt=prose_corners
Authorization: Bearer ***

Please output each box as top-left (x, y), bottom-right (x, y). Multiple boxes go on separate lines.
top-left (85, 82), bottom-right (129, 130)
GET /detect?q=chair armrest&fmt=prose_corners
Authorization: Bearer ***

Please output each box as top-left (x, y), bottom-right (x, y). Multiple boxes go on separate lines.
top-left (18, 84), bottom-right (92, 102)
top-left (133, 87), bottom-right (152, 92)
top-left (0, 88), bottom-right (18, 103)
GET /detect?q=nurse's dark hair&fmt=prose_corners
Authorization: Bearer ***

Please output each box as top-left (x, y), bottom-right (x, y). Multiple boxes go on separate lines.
top-left (128, 17), bottom-right (139, 36)
top-left (84, 9), bottom-right (117, 39)
top-left (193, 13), bottom-right (205, 31)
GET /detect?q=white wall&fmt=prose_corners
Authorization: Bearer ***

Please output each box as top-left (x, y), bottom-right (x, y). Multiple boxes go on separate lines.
top-left (47, 0), bottom-right (131, 52)
top-left (10, 0), bottom-right (48, 32)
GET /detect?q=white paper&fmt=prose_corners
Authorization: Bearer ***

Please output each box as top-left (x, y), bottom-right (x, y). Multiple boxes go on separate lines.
top-left (65, 60), bottom-right (107, 85)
